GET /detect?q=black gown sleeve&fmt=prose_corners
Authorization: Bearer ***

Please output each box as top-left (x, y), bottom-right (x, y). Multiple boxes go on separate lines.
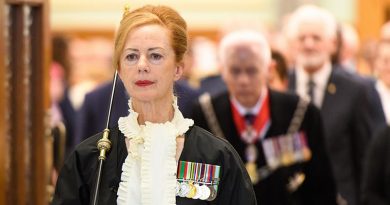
top-left (52, 134), bottom-right (101, 205)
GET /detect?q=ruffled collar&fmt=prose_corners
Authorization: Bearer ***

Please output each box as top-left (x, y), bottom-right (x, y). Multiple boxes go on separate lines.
top-left (117, 97), bottom-right (194, 205)
top-left (119, 96), bottom-right (193, 138)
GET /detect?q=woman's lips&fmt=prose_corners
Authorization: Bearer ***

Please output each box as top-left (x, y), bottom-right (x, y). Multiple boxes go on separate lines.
top-left (135, 80), bottom-right (154, 87)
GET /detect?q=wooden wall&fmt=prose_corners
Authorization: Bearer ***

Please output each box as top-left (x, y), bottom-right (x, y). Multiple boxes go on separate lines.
top-left (357, 0), bottom-right (390, 42)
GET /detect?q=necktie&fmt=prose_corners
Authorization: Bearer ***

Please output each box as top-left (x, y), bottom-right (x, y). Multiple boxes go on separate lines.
top-left (244, 113), bottom-right (256, 125)
top-left (307, 78), bottom-right (315, 102)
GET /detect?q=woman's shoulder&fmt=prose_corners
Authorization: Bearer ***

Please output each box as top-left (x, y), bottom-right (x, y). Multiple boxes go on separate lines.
top-left (188, 126), bottom-right (234, 148)
top-left (72, 132), bottom-right (102, 157)
top-left (67, 127), bottom-right (121, 165)
top-left (185, 126), bottom-right (241, 161)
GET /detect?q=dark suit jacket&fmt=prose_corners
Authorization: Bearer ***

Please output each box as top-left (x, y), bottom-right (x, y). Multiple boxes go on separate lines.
top-left (75, 79), bottom-right (129, 145)
top-left (288, 65), bottom-right (375, 205)
top-left (175, 79), bottom-right (201, 118)
top-left (362, 126), bottom-right (390, 205)
top-left (59, 88), bottom-right (77, 157)
top-left (192, 90), bottom-right (337, 205)
top-left (347, 74), bottom-right (386, 133)
top-left (199, 75), bottom-right (227, 97)
top-left (75, 78), bottom-right (200, 144)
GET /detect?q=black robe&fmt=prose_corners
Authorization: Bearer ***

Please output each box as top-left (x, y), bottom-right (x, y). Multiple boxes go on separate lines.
top-left (191, 90), bottom-right (337, 205)
top-left (52, 125), bottom-right (257, 205)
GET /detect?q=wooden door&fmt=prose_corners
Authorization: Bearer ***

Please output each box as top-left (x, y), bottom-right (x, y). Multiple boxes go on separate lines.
top-left (0, 0), bottom-right (50, 204)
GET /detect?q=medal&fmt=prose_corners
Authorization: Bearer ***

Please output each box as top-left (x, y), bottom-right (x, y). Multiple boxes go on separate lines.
top-left (299, 133), bottom-right (312, 161)
top-left (263, 139), bottom-right (278, 169)
top-left (303, 147), bottom-right (312, 161)
top-left (280, 136), bottom-right (294, 166)
top-left (272, 137), bottom-right (282, 168)
top-left (292, 132), bottom-right (304, 161)
top-left (207, 185), bottom-right (217, 201)
top-left (193, 184), bottom-right (202, 199)
top-left (245, 162), bottom-right (259, 184)
top-left (176, 161), bottom-right (221, 200)
top-left (281, 153), bottom-right (293, 166)
top-left (179, 182), bottom-right (190, 197)
top-left (287, 172), bottom-right (306, 192)
top-left (186, 182), bottom-right (197, 198)
top-left (199, 185), bottom-right (211, 200)
top-left (176, 181), bottom-right (181, 196)
top-left (245, 143), bottom-right (259, 183)
top-left (286, 135), bottom-right (295, 165)
top-left (242, 126), bottom-right (257, 143)
top-left (245, 143), bottom-right (258, 163)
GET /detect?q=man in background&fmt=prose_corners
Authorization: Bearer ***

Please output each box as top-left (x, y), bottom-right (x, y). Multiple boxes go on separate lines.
top-left (192, 30), bottom-right (337, 205)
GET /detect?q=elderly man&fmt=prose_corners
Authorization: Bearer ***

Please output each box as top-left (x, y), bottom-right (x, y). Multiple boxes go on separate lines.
top-left (191, 30), bottom-right (337, 205)
top-left (285, 5), bottom-right (375, 205)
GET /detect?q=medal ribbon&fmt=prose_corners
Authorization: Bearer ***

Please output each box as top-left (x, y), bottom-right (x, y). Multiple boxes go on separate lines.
top-left (231, 91), bottom-right (271, 143)
top-left (177, 161), bottom-right (221, 184)
top-left (262, 131), bottom-right (311, 170)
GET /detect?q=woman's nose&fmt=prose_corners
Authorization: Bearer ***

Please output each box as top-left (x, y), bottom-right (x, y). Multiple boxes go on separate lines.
top-left (137, 55), bottom-right (150, 73)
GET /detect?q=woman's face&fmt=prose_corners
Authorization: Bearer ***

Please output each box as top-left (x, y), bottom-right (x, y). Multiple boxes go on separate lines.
top-left (119, 24), bottom-right (183, 103)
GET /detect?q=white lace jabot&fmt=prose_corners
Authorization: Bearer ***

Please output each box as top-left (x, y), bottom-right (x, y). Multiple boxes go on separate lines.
top-left (117, 97), bottom-right (194, 205)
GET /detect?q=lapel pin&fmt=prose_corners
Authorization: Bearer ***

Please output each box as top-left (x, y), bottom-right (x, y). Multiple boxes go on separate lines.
top-left (327, 83), bottom-right (336, 94)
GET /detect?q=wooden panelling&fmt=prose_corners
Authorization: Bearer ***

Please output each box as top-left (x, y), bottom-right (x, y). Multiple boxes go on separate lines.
top-left (30, 3), bottom-right (50, 205)
top-left (9, 5), bottom-right (30, 205)
top-left (0, 0), bottom-right (9, 204)
top-left (0, 0), bottom-right (50, 205)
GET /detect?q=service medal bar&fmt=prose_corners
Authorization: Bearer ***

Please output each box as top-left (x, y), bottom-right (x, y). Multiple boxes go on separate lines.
top-left (176, 161), bottom-right (221, 201)
top-left (262, 131), bottom-right (311, 170)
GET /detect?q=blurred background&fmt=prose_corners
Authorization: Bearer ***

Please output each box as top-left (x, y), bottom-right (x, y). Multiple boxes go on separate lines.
top-left (49, 0), bottom-right (388, 87)
top-left (51, 0), bottom-right (357, 82)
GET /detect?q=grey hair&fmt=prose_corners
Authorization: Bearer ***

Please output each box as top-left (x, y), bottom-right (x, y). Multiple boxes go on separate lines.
top-left (284, 5), bottom-right (337, 40)
top-left (218, 30), bottom-right (271, 67)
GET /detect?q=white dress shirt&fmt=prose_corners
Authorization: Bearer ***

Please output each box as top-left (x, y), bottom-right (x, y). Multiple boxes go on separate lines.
top-left (230, 89), bottom-right (267, 116)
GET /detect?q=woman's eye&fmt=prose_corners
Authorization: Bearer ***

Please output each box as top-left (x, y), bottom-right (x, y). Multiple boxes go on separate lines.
top-left (150, 53), bottom-right (163, 63)
top-left (125, 53), bottom-right (138, 62)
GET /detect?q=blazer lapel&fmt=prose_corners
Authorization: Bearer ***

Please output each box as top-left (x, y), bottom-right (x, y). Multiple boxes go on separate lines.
top-left (216, 93), bottom-right (239, 138)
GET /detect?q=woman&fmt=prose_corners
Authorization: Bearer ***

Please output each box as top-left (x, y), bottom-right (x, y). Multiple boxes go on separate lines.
top-left (52, 5), bottom-right (256, 205)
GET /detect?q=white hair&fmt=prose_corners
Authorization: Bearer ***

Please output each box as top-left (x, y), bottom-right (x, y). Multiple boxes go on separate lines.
top-left (218, 30), bottom-right (271, 67)
top-left (284, 5), bottom-right (337, 40)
